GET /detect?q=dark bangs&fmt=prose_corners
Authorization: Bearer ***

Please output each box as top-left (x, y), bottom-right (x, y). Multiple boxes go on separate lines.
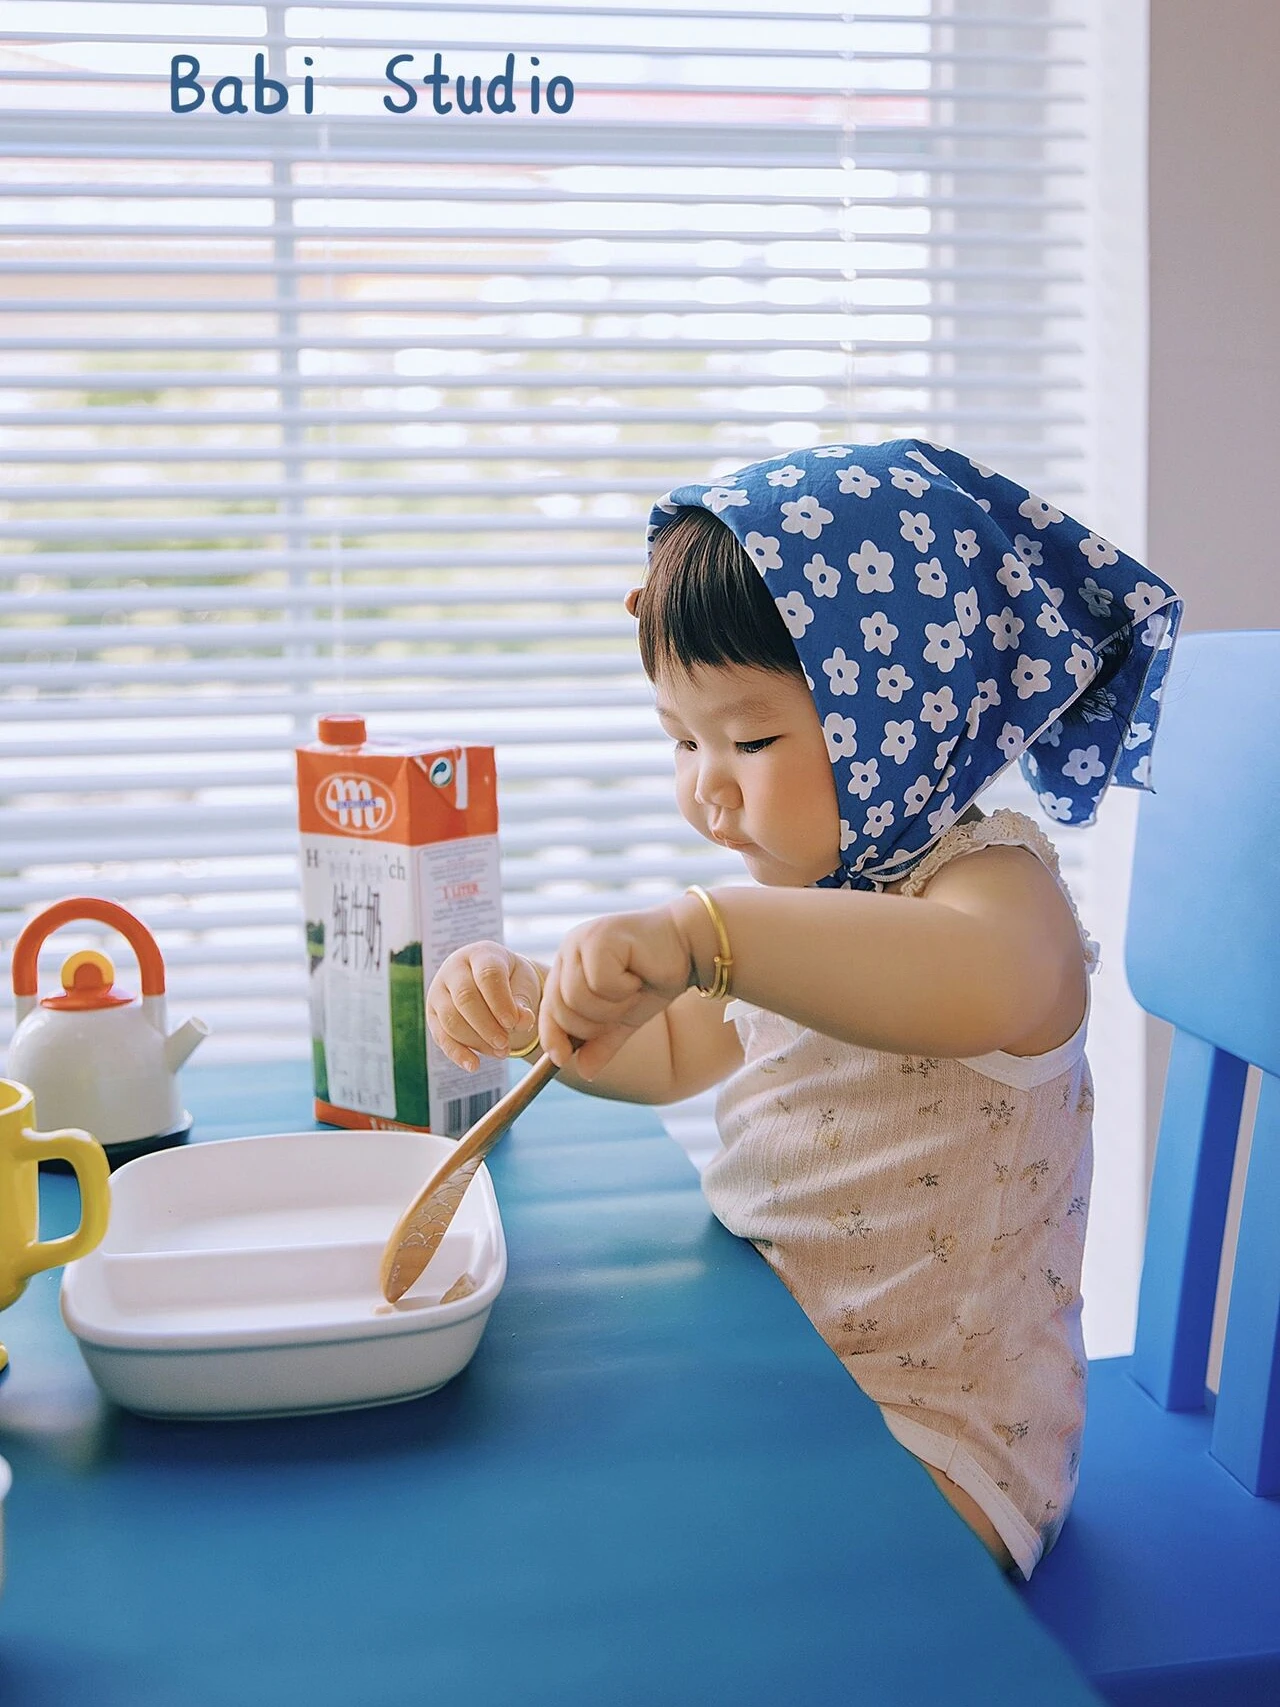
top-left (636, 507), bottom-right (803, 681)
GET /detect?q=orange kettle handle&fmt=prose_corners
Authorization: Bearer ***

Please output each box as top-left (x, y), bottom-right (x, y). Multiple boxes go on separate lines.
top-left (12, 897), bottom-right (165, 1000)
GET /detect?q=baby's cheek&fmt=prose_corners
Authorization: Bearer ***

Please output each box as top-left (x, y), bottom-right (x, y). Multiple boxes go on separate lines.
top-left (673, 776), bottom-right (702, 830)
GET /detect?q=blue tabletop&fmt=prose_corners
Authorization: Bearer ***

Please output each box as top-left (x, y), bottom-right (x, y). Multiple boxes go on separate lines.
top-left (0, 1061), bottom-right (1102, 1707)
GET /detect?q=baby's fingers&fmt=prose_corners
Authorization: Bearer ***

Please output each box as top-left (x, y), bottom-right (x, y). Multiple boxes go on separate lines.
top-left (426, 994), bottom-right (492, 1072)
top-left (538, 948), bottom-right (628, 1074)
top-left (431, 956), bottom-right (518, 1070)
top-left (567, 1025), bottom-right (633, 1083)
top-left (537, 1000), bottom-right (577, 1074)
top-left (458, 947), bottom-right (526, 1041)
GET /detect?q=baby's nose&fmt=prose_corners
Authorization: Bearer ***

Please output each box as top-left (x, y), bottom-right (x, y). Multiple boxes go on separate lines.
top-left (694, 763), bottom-right (740, 808)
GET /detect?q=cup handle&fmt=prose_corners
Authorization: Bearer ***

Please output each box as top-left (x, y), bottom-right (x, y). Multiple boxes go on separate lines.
top-left (19, 1127), bottom-right (111, 1276)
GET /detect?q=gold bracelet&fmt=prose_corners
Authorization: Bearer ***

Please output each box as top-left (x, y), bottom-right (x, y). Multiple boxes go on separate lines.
top-left (508, 959), bottom-right (546, 1057)
top-left (685, 885), bottom-right (734, 1001)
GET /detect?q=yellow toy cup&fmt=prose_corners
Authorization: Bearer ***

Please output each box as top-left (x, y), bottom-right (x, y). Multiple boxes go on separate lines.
top-left (0, 1078), bottom-right (109, 1312)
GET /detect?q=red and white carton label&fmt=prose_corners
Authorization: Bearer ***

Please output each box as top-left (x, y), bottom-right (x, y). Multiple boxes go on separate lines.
top-left (314, 772), bottom-right (397, 835)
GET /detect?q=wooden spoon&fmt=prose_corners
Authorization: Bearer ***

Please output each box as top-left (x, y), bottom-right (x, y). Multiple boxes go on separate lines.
top-left (380, 1048), bottom-right (566, 1303)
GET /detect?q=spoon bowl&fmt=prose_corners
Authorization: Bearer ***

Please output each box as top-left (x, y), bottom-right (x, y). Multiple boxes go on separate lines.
top-left (379, 1049), bottom-right (564, 1303)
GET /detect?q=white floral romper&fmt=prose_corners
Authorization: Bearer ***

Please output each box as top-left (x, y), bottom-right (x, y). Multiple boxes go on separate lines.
top-left (705, 809), bottom-right (1097, 1581)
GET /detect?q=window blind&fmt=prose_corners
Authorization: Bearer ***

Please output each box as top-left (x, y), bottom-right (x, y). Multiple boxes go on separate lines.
top-left (1, 0), bottom-right (1099, 1062)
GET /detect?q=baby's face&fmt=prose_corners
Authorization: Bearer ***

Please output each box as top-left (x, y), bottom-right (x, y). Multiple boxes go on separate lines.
top-left (653, 662), bottom-right (841, 887)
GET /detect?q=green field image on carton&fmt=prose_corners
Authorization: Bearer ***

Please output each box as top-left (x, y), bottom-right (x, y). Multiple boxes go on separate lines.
top-left (390, 944), bottom-right (428, 1128)
top-left (306, 920), bottom-right (329, 1103)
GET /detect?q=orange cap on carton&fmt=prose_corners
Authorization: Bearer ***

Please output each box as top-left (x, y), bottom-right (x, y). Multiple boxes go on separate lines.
top-left (317, 715), bottom-right (367, 747)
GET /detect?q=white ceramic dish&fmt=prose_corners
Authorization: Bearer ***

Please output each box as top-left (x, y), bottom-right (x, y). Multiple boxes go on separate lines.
top-left (60, 1130), bottom-right (507, 1420)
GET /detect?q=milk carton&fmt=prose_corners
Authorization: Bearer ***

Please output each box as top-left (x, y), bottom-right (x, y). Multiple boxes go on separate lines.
top-left (296, 715), bottom-right (506, 1137)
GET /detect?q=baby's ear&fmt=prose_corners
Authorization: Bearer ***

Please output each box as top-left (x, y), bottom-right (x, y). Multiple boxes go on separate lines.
top-left (623, 586), bottom-right (643, 617)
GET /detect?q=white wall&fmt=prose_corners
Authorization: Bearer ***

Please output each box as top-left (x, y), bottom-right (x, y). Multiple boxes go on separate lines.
top-left (1071, 0), bottom-right (1152, 1359)
top-left (1145, 0), bottom-right (1280, 1384)
top-left (1148, 2), bottom-right (1280, 636)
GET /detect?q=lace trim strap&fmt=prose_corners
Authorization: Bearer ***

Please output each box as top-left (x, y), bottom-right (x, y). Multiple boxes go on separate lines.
top-left (894, 809), bottom-right (1100, 971)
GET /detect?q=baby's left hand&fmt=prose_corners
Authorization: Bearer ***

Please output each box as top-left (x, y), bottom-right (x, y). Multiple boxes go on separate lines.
top-left (539, 903), bottom-right (692, 1079)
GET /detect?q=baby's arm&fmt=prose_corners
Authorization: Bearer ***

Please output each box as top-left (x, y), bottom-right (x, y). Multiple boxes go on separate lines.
top-left (427, 941), bottom-right (742, 1106)
top-left (670, 845), bottom-right (1085, 1060)
top-left (538, 975), bottom-right (745, 1106)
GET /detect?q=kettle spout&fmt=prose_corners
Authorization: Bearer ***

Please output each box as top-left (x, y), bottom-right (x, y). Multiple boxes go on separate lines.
top-left (164, 1016), bottom-right (210, 1073)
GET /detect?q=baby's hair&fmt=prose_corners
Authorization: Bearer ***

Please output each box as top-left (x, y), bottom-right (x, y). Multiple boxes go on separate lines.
top-left (1092, 628), bottom-right (1133, 691)
top-left (636, 503), bottom-right (1135, 724)
top-left (1075, 627), bottom-right (1135, 736)
top-left (636, 507), bottom-right (804, 683)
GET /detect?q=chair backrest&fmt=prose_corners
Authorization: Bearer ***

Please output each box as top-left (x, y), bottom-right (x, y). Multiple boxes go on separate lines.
top-left (1124, 630), bottom-right (1280, 1496)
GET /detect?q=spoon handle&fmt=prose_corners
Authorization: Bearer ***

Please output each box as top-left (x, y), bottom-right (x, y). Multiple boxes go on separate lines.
top-left (440, 1049), bottom-right (560, 1175)
top-left (379, 1051), bottom-right (562, 1303)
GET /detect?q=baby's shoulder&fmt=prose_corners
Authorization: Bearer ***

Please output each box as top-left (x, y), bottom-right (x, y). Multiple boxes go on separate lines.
top-left (887, 808), bottom-right (1055, 891)
top-left (900, 813), bottom-right (1092, 1056)
top-left (902, 814), bottom-right (1073, 935)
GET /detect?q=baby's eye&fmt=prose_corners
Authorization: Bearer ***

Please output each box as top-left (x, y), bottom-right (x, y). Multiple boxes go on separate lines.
top-left (670, 736), bottom-right (776, 753)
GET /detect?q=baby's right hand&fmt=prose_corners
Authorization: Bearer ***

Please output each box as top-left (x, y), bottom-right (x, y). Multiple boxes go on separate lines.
top-left (427, 941), bottom-right (543, 1073)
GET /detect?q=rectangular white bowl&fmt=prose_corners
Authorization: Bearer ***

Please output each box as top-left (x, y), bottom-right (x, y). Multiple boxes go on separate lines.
top-left (60, 1130), bottom-right (507, 1420)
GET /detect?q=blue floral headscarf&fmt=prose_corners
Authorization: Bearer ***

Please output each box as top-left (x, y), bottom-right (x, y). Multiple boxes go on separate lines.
top-left (644, 437), bottom-right (1182, 891)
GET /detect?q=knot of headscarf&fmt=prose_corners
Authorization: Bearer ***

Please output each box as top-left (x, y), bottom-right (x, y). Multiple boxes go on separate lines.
top-left (645, 437), bottom-right (1181, 891)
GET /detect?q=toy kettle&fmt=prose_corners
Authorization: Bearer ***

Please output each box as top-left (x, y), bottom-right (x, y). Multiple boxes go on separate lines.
top-left (7, 898), bottom-right (209, 1164)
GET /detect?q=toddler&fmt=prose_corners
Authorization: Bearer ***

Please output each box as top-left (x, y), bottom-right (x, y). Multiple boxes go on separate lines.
top-left (426, 438), bottom-right (1181, 1581)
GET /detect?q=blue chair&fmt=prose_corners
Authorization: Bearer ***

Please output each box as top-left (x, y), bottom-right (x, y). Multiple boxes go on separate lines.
top-left (1023, 631), bottom-right (1280, 1706)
